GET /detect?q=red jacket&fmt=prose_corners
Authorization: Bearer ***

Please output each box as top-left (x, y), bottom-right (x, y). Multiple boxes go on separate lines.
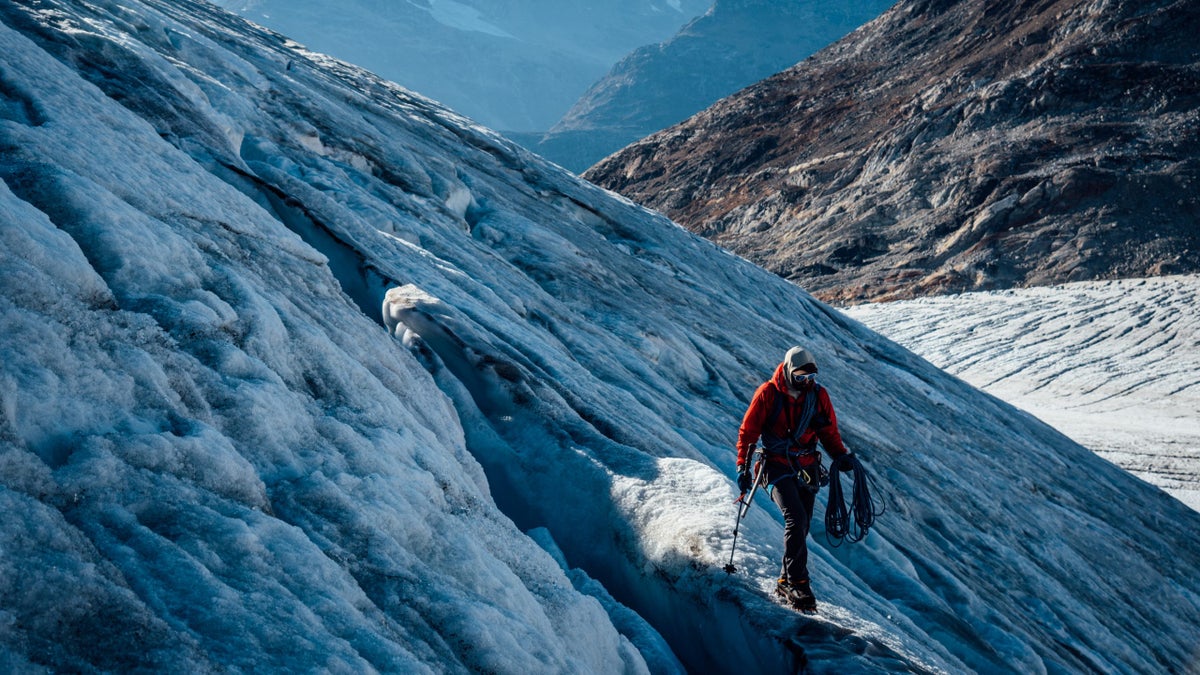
top-left (737, 363), bottom-right (848, 468)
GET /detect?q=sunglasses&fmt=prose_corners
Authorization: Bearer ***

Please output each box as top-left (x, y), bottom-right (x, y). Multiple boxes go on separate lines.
top-left (791, 371), bottom-right (817, 385)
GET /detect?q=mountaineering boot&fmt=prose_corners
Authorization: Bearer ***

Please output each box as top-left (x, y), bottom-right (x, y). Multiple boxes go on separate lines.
top-left (792, 579), bottom-right (817, 613)
top-left (775, 578), bottom-right (818, 613)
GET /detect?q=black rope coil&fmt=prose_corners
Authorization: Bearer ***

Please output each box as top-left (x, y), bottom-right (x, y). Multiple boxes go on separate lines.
top-left (825, 453), bottom-right (885, 545)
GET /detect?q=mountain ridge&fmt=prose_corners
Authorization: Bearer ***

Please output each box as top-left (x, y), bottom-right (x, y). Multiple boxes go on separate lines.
top-left (209, 0), bottom-right (710, 132)
top-left (529, 0), bottom-right (892, 172)
top-left (585, 0), bottom-right (1200, 302)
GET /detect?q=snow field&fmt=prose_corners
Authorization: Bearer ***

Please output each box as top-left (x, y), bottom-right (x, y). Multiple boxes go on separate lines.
top-left (844, 276), bottom-right (1200, 511)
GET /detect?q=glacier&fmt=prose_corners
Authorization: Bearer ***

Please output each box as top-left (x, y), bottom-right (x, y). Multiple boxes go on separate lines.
top-left (2, 0), bottom-right (1199, 673)
top-left (845, 276), bottom-right (1200, 512)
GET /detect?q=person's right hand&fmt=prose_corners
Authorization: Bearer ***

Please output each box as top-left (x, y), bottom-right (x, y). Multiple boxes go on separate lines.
top-left (737, 464), bottom-right (752, 492)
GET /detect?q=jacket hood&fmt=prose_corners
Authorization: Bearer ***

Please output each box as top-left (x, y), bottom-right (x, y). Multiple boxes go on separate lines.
top-left (770, 362), bottom-right (791, 391)
top-left (784, 346), bottom-right (817, 374)
top-left (773, 346), bottom-right (818, 389)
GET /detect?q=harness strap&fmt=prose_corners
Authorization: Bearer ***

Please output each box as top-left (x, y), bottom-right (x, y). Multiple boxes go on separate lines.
top-left (761, 383), bottom-right (822, 460)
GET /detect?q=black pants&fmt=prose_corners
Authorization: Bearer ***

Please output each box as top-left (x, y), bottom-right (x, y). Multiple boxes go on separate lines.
top-left (765, 464), bottom-right (817, 584)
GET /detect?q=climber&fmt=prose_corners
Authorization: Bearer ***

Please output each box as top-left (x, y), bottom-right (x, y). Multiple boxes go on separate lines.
top-left (736, 346), bottom-right (854, 613)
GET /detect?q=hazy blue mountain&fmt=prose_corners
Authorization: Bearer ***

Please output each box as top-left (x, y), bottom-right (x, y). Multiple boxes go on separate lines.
top-left (528, 0), bottom-right (893, 171)
top-left (210, 0), bottom-right (710, 132)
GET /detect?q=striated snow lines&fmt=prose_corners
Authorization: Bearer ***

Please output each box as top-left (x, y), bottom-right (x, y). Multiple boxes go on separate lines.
top-left (846, 275), bottom-right (1200, 511)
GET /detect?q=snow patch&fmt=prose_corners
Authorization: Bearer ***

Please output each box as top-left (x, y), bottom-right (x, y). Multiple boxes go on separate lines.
top-left (424, 0), bottom-right (515, 39)
top-left (845, 276), bottom-right (1200, 511)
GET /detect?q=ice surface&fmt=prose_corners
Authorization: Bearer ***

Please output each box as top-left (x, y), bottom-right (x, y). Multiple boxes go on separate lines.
top-left (2, 1), bottom-right (1199, 673)
top-left (845, 277), bottom-right (1200, 511)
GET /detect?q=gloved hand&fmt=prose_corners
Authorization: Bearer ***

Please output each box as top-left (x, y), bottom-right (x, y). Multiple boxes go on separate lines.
top-left (736, 464), bottom-right (752, 492)
top-left (839, 452), bottom-right (856, 472)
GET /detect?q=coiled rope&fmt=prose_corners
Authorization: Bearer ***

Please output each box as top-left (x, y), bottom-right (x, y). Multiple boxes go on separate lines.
top-left (825, 453), bottom-right (885, 545)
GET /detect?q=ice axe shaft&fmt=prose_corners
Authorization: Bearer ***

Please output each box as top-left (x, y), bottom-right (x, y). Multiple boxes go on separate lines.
top-left (724, 453), bottom-right (765, 574)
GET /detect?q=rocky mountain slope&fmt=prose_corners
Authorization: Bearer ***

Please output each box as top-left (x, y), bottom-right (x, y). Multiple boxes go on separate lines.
top-left (210, 0), bottom-right (709, 132)
top-left (527, 0), bottom-right (892, 172)
top-left (585, 0), bottom-right (1200, 303)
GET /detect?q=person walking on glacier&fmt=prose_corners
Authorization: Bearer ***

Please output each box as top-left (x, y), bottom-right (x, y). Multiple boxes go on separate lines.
top-left (736, 346), bottom-right (853, 613)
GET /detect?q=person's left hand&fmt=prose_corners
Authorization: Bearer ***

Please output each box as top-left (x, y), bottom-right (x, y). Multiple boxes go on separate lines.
top-left (839, 452), bottom-right (856, 472)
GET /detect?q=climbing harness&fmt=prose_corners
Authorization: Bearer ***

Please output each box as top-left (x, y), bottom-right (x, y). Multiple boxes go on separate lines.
top-left (759, 383), bottom-right (820, 459)
top-left (760, 384), bottom-right (826, 494)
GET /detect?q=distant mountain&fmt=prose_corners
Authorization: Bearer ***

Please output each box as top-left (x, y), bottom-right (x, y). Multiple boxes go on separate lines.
top-left (586, 0), bottom-right (1200, 303)
top-left (209, 0), bottom-right (710, 132)
top-left (529, 0), bottom-right (893, 172)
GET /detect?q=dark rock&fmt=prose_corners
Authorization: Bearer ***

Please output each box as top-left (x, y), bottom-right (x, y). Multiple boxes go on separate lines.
top-left (586, 0), bottom-right (1200, 302)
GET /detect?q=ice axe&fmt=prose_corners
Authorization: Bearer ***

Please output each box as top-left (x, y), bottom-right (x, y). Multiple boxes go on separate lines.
top-left (724, 453), bottom-right (764, 574)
